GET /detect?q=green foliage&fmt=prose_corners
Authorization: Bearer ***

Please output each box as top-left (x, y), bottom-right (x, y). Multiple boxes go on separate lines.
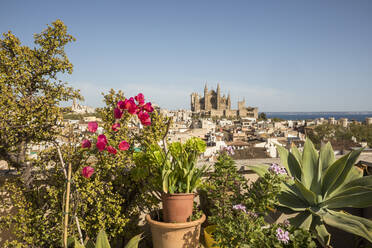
top-left (250, 139), bottom-right (372, 247)
top-left (71, 230), bottom-right (142, 248)
top-left (0, 19), bottom-right (81, 172)
top-left (204, 153), bottom-right (316, 247)
top-left (0, 90), bottom-right (169, 247)
top-left (258, 112), bottom-right (267, 121)
top-left (133, 137), bottom-right (207, 194)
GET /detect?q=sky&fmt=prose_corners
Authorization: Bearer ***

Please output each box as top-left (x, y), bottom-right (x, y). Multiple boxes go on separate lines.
top-left (1, 0), bottom-right (372, 112)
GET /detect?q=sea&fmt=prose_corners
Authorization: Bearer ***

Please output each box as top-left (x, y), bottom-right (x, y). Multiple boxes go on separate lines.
top-left (265, 112), bottom-right (372, 122)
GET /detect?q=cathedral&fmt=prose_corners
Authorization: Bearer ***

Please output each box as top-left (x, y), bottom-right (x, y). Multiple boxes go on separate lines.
top-left (190, 83), bottom-right (258, 118)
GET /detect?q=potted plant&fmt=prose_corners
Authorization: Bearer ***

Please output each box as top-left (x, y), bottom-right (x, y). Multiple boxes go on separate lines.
top-left (134, 137), bottom-right (208, 248)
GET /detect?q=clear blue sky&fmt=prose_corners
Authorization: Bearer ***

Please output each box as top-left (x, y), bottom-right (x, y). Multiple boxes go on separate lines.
top-left (1, 0), bottom-right (372, 111)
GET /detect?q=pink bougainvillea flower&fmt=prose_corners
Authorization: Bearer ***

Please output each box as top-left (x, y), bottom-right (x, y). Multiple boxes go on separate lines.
top-left (118, 140), bottom-right (130, 151)
top-left (117, 100), bottom-right (126, 109)
top-left (82, 139), bottom-right (91, 148)
top-left (97, 134), bottom-right (107, 144)
top-left (96, 141), bottom-right (106, 151)
top-left (107, 146), bottom-right (117, 155)
top-left (138, 111), bottom-right (151, 126)
top-left (82, 166), bottom-right (94, 178)
top-left (88, 122), bottom-right (98, 133)
top-left (143, 102), bottom-right (154, 113)
top-left (135, 93), bottom-right (145, 105)
top-left (112, 123), bottom-right (120, 131)
top-left (114, 107), bottom-right (123, 119)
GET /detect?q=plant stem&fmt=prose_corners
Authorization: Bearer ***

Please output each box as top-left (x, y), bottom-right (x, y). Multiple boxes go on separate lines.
top-left (63, 162), bottom-right (72, 247)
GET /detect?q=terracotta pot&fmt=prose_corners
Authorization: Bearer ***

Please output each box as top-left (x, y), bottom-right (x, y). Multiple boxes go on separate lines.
top-left (146, 213), bottom-right (206, 248)
top-left (162, 193), bottom-right (195, 222)
top-left (204, 225), bottom-right (219, 248)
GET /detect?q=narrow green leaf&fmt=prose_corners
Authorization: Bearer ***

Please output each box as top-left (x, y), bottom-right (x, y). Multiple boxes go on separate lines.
top-left (288, 211), bottom-right (312, 230)
top-left (294, 179), bottom-right (316, 206)
top-left (278, 190), bottom-right (308, 211)
top-left (323, 210), bottom-right (372, 243)
top-left (301, 139), bottom-right (319, 189)
top-left (95, 230), bottom-right (111, 248)
top-left (322, 153), bottom-right (350, 195)
top-left (74, 238), bottom-right (85, 248)
top-left (321, 186), bottom-right (372, 208)
top-left (326, 148), bottom-right (364, 196)
top-left (276, 144), bottom-right (290, 173)
top-left (290, 143), bottom-right (302, 167)
top-left (246, 164), bottom-right (269, 177)
top-left (124, 234), bottom-right (142, 248)
top-left (287, 152), bottom-right (302, 180)
top-left (311, 218), bottom-right (331, 247)
top-left (319, 142), bottom-right (335, 173)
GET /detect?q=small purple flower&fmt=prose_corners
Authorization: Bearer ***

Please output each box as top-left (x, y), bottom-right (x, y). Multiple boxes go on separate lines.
top-left (232, 204), bottom-right (246, 213)
top-left (247, 211), bottom-right (258, 218)
top-left (269, 163), bottom-right (288, 175)
top-left (276, 228), bottom-right (290, 244)
top-left (283, 219), bottom-right (290, 227)
top-left (223, 146), bottom-right (235, 155)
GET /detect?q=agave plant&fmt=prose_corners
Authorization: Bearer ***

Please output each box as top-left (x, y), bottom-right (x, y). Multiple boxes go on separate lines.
top-left (72, 230), bottom-right (142, 248)
top-left (249, 139), bottom-right (372, 247)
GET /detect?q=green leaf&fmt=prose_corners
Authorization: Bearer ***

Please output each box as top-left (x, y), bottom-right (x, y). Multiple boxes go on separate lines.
top-left (290, 143), bottom-right (302, 167)
top-left (321, 186), bottom-right (372, 208)
top-left (323, 209), bottom-right (372, 243)
top-left (277, 189), bottom-right (308, 211)
top-left (294, 179), bottom-right (316, 206)
top-left (85, 240), bottom-right (95, 248)
top-left (124, 234), bottom-right (142, 248)
top-left (288, 211), bottom-right (312, 230)
top-left (319, 142), bottom-right (335, 173)
top-left (95, 230), bottom-right (111, 248)
top-left (301, 138), bottom-right (319, 190)
top-left (276, 144), bottom-right (302, 180)
top-left (276, 144), bottom-right (290, 173)
top-left (312, 218), bottom-right (330, 247)
top-left (326, 148), bottom-right (363, 196)
top-left (74, 238), bottom-right (85, 248)
top-left (246, 164), bottom-right (269, 177)
top-left (322, 153), bottom-right (350, 195)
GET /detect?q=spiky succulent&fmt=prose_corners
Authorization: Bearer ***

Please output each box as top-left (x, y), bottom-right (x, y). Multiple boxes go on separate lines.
top-left (249, 139), bottom-right (372, 247)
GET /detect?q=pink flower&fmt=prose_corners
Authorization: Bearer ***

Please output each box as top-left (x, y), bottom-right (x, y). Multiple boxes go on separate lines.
top-left (118, 140), bottom-right (130, 151)
top-left (112, 123), bottom-right (120, 131)
top-left (82, 166), bottom-right (94, 178)
top-left (138, 111), bottom-right (151, 126)
top-left (123, 98), bottom-right (137, 114)
top-left (88, 122), bottom-right (98, 133)
top-left (82, 139), bottom-right (91, 148)
top-left (107, 146), bottom-right (117, 155)
top-left (96, 134), bottom-right (107, 151)
top-left (117, 100), bottom-right (126, 109)
top-left (143, 102), bottom-right (154, 113)
top-left (135, 93), bottom-right (145, 105)
top-left (114, 107), bottom-right (123, 119)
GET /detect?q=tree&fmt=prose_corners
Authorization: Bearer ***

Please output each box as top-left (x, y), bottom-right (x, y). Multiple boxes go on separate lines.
top-left (0, 20), bottom-right (81, 184)
top-left (258, 112), bottom-right (267, 121)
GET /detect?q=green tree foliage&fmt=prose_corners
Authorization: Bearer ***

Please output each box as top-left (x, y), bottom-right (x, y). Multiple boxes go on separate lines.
top-left (258, 112), bottom-right (267, 121)
top-left (0, 20), bottom-right (81, 182)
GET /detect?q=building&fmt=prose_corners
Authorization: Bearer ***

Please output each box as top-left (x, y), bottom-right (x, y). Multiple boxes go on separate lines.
top-left (190, 83), bottom-right (258, 118)
top-left (71, 99), bottom-right (95, 114)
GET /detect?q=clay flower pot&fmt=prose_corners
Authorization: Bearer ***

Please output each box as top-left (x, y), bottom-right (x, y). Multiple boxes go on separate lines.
top-left (146, 213), bottom-right (206, 248)
top-left (162, 193), bottom-right (195, 222)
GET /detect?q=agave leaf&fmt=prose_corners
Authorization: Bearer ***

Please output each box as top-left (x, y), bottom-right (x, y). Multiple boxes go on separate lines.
top-left (339, 175), bottom-right (372, 190)
top-left (329, 170), bottom-right (367, 197)
top-left (321, 186), bottom-right (372, 208)
top-left (294, 179), bottom-right (317, 205)
top-left (323, 209), bottom-right (372, 243)
top-left (322, 153), bottom-right (350, 195)
top-left (95, 230), bottom-right (111, 248)
top-left (312, 217), bottom-right (331, 247)
top-left (319, 142), bottom-right (335, 173)
top-left (124, 234), bottom-right (142, 248)
top-left (74, 239), bottom-right (85, 248)
top-left (290, 143), bottom-right (302, 166)
top-left (276, 144), bottom-right (302, 180)
top-left (85, 239), bottom-right (95, 248)
top-left (326, 148), bottom-right (363, 196)
top-left (246, 164), bottom-right (269, 177)
top-left (288, 211), bottom-right (312, 230)
top-left (301, 139), bottom-right (319, 190)
top-left (278, 189), bottom-right (308, 211)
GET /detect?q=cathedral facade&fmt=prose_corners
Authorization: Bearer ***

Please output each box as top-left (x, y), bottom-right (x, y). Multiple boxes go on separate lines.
top-left (190, 83), bottom-right (258, 118)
